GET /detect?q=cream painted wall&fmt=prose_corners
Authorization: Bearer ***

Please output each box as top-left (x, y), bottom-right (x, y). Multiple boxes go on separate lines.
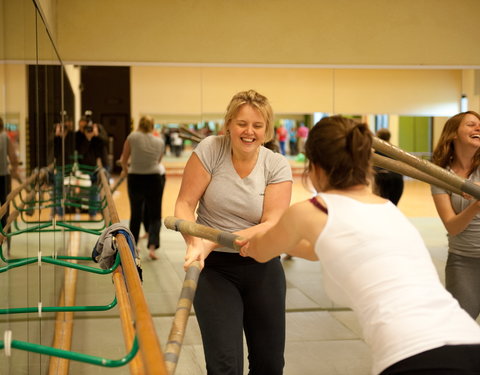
top-left (200, 68), bottom-right (334, 114)
top-left (432, 117), bottom-right (449, 150)
top-left (57, 0), bottom-right (480, 67)
top-left (132, 66), bottom-right (462, 125)
top-left (37, 0), bottom-right (56, 40)
top-left (334, 69), bottom-right (461, 116)
top-left (462, 70), bottom-right (480, 113)
top-left (0, 65), bottom-right (4, 113)
top-left (3, 0), bottom-right (37, 62)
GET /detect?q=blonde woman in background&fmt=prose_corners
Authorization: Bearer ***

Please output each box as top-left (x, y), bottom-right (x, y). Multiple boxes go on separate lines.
top-left (120, 115), bottom-right (165, 260)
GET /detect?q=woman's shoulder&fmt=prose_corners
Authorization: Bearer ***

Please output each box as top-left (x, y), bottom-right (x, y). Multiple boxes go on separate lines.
top-left (261, 147), bottom-right (290, 166)
top-left (197, 135), bottom-right (228, 152)
top-left (200, 134), bottom-right (224, 145)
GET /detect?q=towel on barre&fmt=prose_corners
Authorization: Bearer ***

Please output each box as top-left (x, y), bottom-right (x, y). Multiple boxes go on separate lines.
top-left (91, 223), bottom-right (143, 281)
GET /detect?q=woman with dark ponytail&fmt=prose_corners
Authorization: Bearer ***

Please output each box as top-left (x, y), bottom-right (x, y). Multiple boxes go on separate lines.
top-left (238, 115), bottom-right (480, 374)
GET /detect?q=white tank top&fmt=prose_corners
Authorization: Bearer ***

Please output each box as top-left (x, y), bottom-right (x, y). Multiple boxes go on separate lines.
top-left (314, 193), bottom-right (480, 374)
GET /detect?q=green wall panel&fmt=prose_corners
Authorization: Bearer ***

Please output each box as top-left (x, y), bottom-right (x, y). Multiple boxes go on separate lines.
top-left (399, 116), bottom-right (431, 153)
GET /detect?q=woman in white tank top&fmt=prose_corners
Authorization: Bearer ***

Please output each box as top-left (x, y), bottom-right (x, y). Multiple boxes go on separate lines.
top-left (238, 115), bottom-right (480, 375)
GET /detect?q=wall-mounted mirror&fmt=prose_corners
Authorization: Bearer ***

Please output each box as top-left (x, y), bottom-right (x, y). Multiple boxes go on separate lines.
top-left (1, 1), bottom-right (73, 373)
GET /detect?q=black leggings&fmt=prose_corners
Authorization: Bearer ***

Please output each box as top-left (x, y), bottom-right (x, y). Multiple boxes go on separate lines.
top-left (127, 173), bottom-right (164, 249)
top-left (0, 175), bottom-right (11, 231)
top-left (380, 344), bottom-right (480, 374)
top-left (194, 252), bottom-right (286, 375)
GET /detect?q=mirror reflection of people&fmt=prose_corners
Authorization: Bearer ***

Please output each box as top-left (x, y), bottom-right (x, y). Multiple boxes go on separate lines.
top-left (75, 115), bottom-right (106, 219)
top-left (431, 111), bottom-right (480, 320)
top-left (174, 90), bottom-right (293, 374)
top-left (238, 115), bottom-right (480, 375)
top-left (120, 115), bottom-right (165, 260)
top-left (53, 117), bottom-right (76, 217)
top-left (0, 117), bottom-right (19, 248)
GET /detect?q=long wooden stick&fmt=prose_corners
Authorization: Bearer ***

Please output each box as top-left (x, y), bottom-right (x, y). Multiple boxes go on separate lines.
top-left (372, 137), bottom-right (480, 199)
top-left (164, 261), bottom-right (201, 375)
top-left (179, 126), bottom-right (204, 140)
top-left (164, 216), bottom-right (244, 251)
top-left (372, 153), bottom-right (463, 196)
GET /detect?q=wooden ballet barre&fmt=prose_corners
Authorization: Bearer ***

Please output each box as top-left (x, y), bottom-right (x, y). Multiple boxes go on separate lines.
top-left (113, 266), bottom-right (145, 374)
top-left (0, 168), bottom-right (43, 224)
top-left (98, 168), bottom-right (168, 375)
top-left (371, 153), bottom-right (464, 196)
top-left (164, 216), bottom-right (245, 251)
top-left (372, 136), bottom-right (480, 199)
top-left (179, 126), bottom-right (204, 140)
top-left (178, 133), bottom-right (202, 144)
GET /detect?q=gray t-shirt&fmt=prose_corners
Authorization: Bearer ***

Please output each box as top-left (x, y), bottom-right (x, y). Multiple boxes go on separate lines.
top-left (194, 135), bottom-right (293, 253)
top-left (431, 168), bottom-right (480, 257)
top-left (127, 131), bottom-right (165, 175)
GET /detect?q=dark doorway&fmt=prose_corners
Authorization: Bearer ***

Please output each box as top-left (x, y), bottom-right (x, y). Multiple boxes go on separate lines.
top-left (80, 66), bottom-right (131, 173)
top-left (27, 65), bottom-right (75, 173)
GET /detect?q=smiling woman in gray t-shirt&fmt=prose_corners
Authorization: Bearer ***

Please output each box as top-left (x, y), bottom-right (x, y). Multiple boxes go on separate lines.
top-left (431, 110), bottom-right (480, 320)
top-left (174, 90), bottom-right (292, 375)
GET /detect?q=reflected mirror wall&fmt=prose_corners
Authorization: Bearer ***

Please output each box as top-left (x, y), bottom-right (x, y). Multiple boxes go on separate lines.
top-left (1, 0), bottom-right (73, 373)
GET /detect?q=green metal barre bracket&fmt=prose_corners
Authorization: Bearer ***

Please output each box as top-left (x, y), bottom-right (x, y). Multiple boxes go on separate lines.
top-left (0, 296), bottom-right (117, 315)
top-left (11, 216), bottom-right (105, 235)
top-left (0, 336), bottom-right (138, 367)
top-left (0, 252), bottom-right (121, 275)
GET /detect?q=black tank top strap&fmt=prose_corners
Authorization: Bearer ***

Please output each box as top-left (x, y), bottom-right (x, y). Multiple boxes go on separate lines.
top-left (309, 197), bottom-right (328, 214)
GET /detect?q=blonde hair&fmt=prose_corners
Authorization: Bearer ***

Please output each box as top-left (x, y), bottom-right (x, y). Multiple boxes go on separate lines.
top-left (138, 115), bottom-right (154, 133)
top-left (223, 90), bottom-right (274, 142)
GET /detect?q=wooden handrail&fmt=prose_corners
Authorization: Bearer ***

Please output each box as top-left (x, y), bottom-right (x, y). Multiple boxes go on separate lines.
top-left (98, 168), bottom-right (168, 375)
top-left (48, 231), bottom-right (80, 375)
top-left (0, 168), bottom-right (42, 222)
top-left (113, 266), bottom-right (145, 375)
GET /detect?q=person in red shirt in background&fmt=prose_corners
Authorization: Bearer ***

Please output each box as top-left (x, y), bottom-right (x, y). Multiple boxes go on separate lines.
top-left (276, 123), bottom-right (288, 156)
top-left (297, 123), bottom-right (309, 154)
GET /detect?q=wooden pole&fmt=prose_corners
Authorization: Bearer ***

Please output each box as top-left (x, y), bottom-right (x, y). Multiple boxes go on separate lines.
top-left (164, 261), bottom-right (201, 375)
top-left (372, 153), bottom-right (463, 196)
top-left (372, 137), bottom-right (480, 199)
top-left (164, 217), bottom-right (245, 251)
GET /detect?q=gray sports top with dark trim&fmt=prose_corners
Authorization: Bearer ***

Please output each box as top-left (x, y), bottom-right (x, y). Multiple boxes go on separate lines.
top-left (194, 135), bottom-right (292, 253)
top-left (431, 168), bottom-right (480, 257)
